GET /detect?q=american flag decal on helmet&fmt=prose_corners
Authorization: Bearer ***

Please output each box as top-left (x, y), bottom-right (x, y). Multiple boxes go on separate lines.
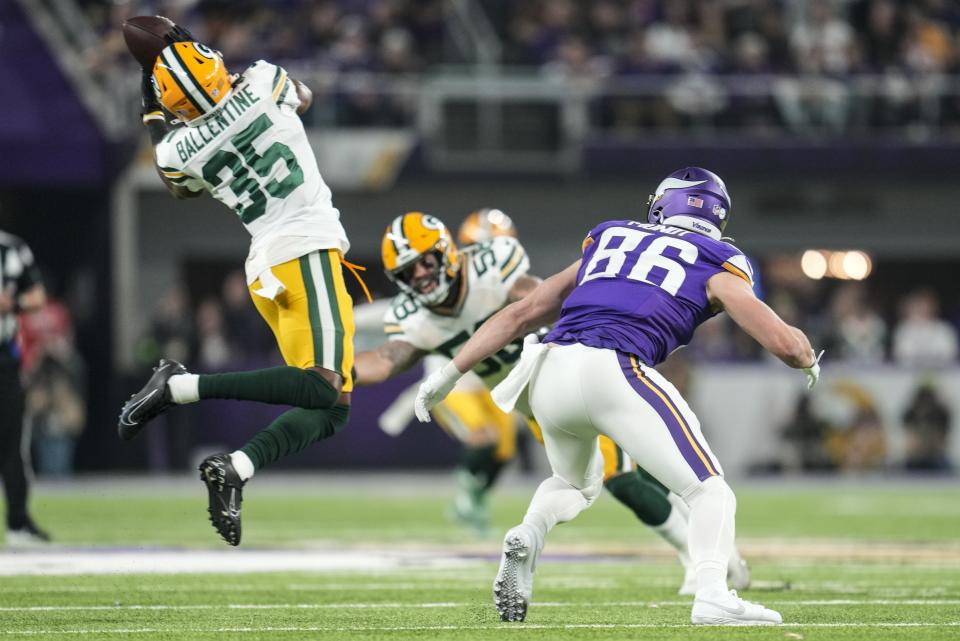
top-left (687, 196), bottom-right (704, 208)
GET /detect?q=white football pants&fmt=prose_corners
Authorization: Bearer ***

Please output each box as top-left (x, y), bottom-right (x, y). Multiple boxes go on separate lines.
top-left (520, 343), bottom-right (735, 592)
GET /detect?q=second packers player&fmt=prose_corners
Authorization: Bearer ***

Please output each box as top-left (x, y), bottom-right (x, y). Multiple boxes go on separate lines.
top-left (426, 209), bottom-right (526, 532)
top-left (353, 211), bottom-right (747, 592)
top-left (118, 37), bottom-right (356, 546)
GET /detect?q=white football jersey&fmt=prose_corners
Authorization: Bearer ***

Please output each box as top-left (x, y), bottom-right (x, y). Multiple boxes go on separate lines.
top-left (384, 236), bottom-right (531, 389)
top-left (154, 60), bottom-right (349, 284)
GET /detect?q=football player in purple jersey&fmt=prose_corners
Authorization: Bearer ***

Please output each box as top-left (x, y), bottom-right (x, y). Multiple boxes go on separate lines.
top-left (414, 168), bottom-right (822, 625)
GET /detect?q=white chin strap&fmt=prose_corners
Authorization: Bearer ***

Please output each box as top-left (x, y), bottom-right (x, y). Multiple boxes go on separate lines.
top-left (661, 215), bottom-right (721, 240)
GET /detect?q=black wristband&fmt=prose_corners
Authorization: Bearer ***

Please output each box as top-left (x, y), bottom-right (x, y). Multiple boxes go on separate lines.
top-left (144, 118), bottom-right (169, 146)
top-left (140, 72), bottom-right (161, 114)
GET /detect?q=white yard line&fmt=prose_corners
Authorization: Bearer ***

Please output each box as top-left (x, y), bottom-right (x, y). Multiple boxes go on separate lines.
top-left (0, 579), bottom-right (619, 594)
top-left (5, 598), bottom-right (960, 612)
top-left (4, 622), bottom-right (960, 635)
top-left (0, 549), bottom-right (480, 576)
top-left (5, 549), bottom-right (960, 578)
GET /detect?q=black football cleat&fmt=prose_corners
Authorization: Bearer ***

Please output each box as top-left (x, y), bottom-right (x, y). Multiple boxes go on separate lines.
top-left (118, 359), bottom-right (187, 441)
top-left (199, 454), bottom-right (245, 546)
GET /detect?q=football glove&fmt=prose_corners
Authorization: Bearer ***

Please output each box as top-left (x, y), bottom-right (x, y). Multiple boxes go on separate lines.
top-left (164, 24), bottom-right (196, 45)
top-left (803, 349), bottom-right (824, 390)
top-left (163, 24), bottom-right (225, 60)
top-left (414, 361), bottom-right (463, 423)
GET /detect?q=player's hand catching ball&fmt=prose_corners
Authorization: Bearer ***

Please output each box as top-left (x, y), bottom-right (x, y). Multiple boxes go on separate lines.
top-left (414, 362), bottom-right (464, 422)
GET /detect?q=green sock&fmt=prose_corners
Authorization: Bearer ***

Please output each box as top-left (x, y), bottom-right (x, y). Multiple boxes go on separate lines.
top-left (199, 366), bottom-right (338, 409)
top-left (461, 444), bottom-right (505, 492)
top-left (604, 469), bottom-right (672, 527)
top-left (240, 404), bottom-right (350, 470)
top-left (635, 466), bottom-right (669, 494)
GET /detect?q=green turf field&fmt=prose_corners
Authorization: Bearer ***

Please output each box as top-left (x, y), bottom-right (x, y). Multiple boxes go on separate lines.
top-left (2, 478), bottom-right (959, 640)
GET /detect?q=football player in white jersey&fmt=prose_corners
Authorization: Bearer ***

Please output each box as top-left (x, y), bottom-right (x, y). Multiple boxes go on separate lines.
top-left (353, 212), bottom-right (748, 592)
top-left (118, 40), bottom-right (358, 546)
top-left (429, 209), bottom-right (524, 532)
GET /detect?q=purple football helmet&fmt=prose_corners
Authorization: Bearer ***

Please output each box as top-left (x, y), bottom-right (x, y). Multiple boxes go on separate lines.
top-left (646, 167), bottom-right (731, 240)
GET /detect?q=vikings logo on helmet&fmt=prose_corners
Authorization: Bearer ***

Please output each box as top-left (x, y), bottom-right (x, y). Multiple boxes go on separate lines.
top-left (647, 167), bottom-right (732, 240)
top-left (382, 212), bottom-right (461, 306)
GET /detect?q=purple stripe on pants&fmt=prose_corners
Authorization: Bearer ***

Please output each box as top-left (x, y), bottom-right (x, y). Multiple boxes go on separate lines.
top-left (616, 351), bottom-right (716, 481)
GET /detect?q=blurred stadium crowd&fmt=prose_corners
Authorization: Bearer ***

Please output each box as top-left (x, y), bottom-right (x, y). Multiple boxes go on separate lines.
top-left (79, 0), bottom-right (960, 132)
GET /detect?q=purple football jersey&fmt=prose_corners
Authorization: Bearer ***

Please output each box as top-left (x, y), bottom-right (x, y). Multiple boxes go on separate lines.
top-left (544, 220), bottom-right (753, 365)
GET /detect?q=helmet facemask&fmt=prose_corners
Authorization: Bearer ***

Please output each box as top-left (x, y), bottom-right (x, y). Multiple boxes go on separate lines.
top-left (153, 42), bottom-right (232, 125)
top-left (382, 212), bottom-right (461, 307)
top-left (389, 245), bottom-right (458, 306)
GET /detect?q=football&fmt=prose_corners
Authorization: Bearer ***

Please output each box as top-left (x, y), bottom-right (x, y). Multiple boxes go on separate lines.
top-left (121, 15), bottom-right (176, 68)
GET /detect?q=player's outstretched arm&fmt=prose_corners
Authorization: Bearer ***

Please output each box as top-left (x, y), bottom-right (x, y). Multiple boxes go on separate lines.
top-left (506, 274), bottom-right (543, 303)
top-left (139, 71), bottom-right (201, 200)
top-left (413, 261), bottom-right (580, 422)
top-left (453, 260), bottom-right (579, 373)
top-left (707, 271), bottom-right (818, 371)
top-left (354, 340), bottom-right (427, 386)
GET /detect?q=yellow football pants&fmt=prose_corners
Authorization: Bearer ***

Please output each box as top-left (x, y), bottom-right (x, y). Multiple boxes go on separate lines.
top-left (431, 389), bottom-right (517, 462)
top-left (248, 249), bottom-right (355, 392)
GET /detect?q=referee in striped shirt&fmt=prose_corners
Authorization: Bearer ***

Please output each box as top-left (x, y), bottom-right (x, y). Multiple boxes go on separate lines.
top-left (0, 230), bottom-right (50, 546)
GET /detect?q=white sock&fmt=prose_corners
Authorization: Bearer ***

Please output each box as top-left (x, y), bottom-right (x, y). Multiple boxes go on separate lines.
top-left (652, 504), bottom-right (691, 566)
top-left (230, 450), bottom-right (255, 482)
top-left (521, 475), bottom-right (596, 540)
top-left (168, 374), bottom-right (199, 404)
top-left (667, 491), bottom-right (691, 520)
top-left (686, 476), bottom-right (736, 595)
top-left (695, 561), bottom-right (727, 595)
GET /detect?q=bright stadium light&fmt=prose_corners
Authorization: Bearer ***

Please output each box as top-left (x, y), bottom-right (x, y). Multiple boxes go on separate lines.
top-left (828, 251), bottom-right (849, 279)
top-left (843, 250), bottom-right (872, 280)
top-left (801, 250), bottom-right (827, 279)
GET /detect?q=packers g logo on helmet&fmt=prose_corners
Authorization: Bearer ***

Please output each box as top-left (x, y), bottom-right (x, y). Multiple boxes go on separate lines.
top-left (153, 42), bottom-right (231, 124)
top-left (382, 212), bottom-right (461, 306)
top-left (457, 208), bottom-right (517, 246)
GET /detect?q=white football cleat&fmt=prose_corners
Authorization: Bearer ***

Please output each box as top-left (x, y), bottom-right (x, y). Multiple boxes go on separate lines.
top-left (493, 524), bottom-right (542, 622)
top-left (691, 589), bottom-right (782, 625)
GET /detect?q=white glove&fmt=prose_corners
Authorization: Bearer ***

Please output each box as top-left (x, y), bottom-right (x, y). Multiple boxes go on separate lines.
top-left (803, 349), bottom-right (824, 390)
top-left (414, 361), bottom-right (463, 422)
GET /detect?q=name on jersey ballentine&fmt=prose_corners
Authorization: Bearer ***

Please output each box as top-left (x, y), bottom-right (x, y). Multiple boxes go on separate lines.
top-left (175, 85), bottom-right (261, 163)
